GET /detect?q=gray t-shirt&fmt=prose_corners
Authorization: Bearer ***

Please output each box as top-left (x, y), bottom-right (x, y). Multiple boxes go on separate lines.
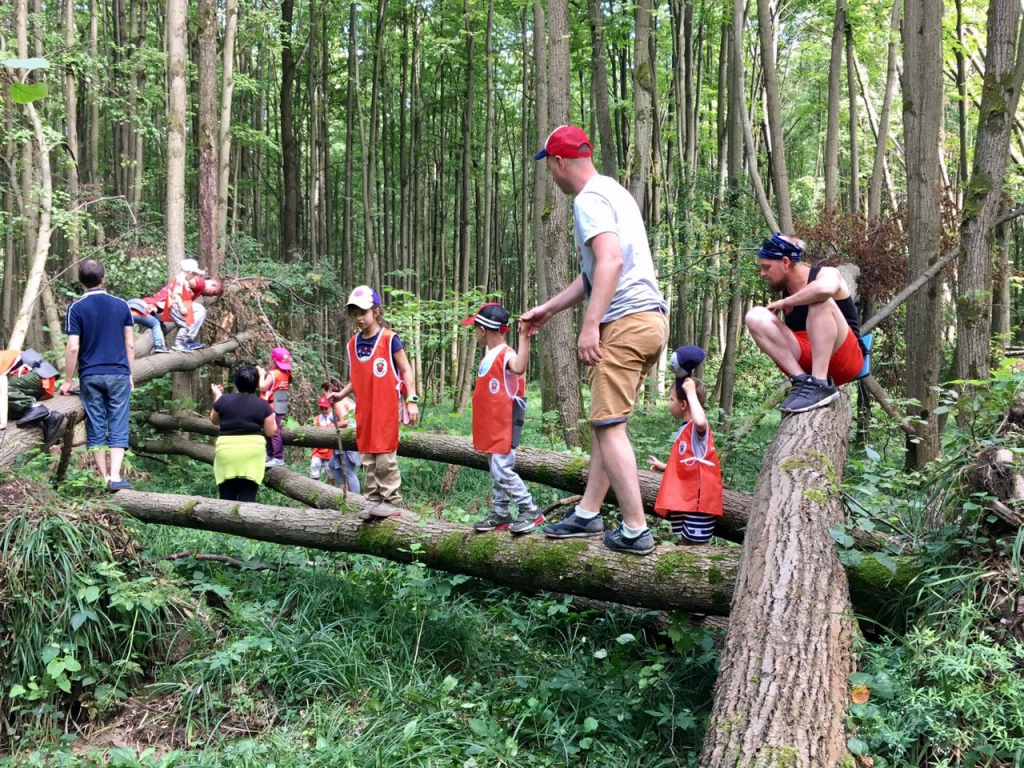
top-left (573, 174), bottom-right (667, 323)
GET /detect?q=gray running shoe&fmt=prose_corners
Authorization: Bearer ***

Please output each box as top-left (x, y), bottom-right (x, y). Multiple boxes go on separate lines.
top-left (603, 524), bottom-right (655, 555)
top-left (780, 376), bottom-right (839, 414)
top-left (510, 509), bottom-right (546, 535)
top-left (474, 510), bottom-right (513, 532)
top-left (544, 510), bottom-right (604, 539)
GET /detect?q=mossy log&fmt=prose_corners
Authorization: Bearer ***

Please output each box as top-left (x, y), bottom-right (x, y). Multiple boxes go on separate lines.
top-left (145, 413), bottom-right (895, 552)
top-left (114, 488), bottom-right (739, 615)
top-left (0, 334), bottom-right (251, 468)
top-left (130, 433), bottom-right (915, 620)
top-left (699, 393), bottom-right (857, 768)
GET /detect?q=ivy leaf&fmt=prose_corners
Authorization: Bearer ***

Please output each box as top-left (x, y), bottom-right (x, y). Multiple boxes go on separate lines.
top-left (583, 717), bottom-right (599, 733)
top-left (10, 82), bottom-right (48, 105)
top-left (847, 737), bottom-right (870, 755)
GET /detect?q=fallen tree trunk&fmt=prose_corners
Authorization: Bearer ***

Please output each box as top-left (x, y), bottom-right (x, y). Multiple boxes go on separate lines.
top-left (146, 413), bottom-right (897, 551)
top-left (699, 394), bottom-right (856, 767)
top-left (115, 489), bottom-right (738, 615)
top-left (131, 433), bottom-right (915, 620)
top-left (146, 414), bottom-right (751, 539)
top-left (0, 333), bottom-right (250, 467)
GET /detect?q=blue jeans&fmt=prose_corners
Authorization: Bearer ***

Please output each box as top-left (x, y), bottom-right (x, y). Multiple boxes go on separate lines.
top-left (80, 374), bottom-right (132, 448)
top-left (133, 313), bottom-right (166, 348)
top-left (328, 450), bottom-right (361, 493)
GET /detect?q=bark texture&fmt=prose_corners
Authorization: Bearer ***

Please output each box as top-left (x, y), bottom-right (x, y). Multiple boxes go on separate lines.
top-left (699, 398), bottom-right (856, 767)
top-left (115, 489), bottom-right (738, 615)
top-left (0, 334), bottom-right (250, 467)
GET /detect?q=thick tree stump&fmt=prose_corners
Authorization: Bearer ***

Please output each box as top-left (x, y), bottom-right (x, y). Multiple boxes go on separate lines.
top-left (0, 334), bottom-right (251, 468)
top-left (699, 395), bottom-right (856, 767)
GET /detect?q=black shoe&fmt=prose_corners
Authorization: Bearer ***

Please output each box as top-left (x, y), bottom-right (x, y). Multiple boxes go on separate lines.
top-left (40, 411), bottom-right (66, 448)
top-left (15, 404), bottom-right (49, 428)
top-left (780, 376), bottom-right (839, 413)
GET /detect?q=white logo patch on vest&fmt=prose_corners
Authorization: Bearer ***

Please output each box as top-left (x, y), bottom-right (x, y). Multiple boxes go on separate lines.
top-left (488, 378), bottom-right (501, 395)
top-left (677, 441), bottom-right (688, 456)
top-left (373, 358), bottom-right (388, 378)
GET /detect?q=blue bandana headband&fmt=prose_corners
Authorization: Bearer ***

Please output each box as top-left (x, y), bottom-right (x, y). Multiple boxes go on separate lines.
top-left (758, 232), bottom-right (803, 261)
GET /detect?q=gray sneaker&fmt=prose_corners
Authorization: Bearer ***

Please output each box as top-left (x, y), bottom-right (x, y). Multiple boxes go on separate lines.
top-left (510, 509), bottom-right (546, 535)
top-left (474, 510), bottom-right (513, 532)
top-left (603, 523), bottom-right (655, 555)
top-left (780, 375), bottom-right (839, 414)
top-left (544, 509), bottom-right (603, 539)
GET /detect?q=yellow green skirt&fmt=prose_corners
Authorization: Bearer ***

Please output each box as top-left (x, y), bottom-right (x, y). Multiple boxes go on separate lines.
top-left (214, 434), bottom-right (267, 486)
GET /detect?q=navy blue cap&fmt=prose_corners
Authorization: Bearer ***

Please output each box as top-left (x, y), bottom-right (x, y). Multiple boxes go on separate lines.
top-left (669, 346), bottom-right (706, 378)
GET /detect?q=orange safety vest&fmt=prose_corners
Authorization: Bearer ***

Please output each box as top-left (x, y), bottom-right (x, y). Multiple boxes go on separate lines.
top-left (261, 368), bottom-right (291, 403)
top-left (0, 351), bottom-right (56, 398)
top-left (159, 274), bottom-right (198, 326)
top-left (311, 414), bottom-right (336, 460)
top-left (653, 420), bottom-right (723, 519)
top-left (347, 328), bottom-right (404, 454)
top-left (0, 350), bottom-right (20, 377)
top-left (472, 346), bottom-right (525, 455)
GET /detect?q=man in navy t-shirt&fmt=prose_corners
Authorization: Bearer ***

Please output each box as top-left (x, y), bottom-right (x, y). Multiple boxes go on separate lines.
top-left (59, 259), bottom-right (135, 491)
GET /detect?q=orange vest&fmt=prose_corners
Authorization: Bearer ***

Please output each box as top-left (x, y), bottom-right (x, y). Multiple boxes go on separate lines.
top-left (472, 346), bottom-right (524, 455)
top-left (0, 350), bottom-right (20, 377)
top-left (0, 351), bottom-right (56, 398)
top-left (311, 414), bottom-right (335, 460)
top-left (347, 328), bottom-right (404, 454)
top-left (653, 421), bottom-right (723, 519)
top-left (261, 368), bottom-right (291, 403)
top-left (160, 275), bottom-right (198, 325)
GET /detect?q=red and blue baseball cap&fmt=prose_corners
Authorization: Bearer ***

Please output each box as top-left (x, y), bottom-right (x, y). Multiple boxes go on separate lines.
top-left (461, 303), bottom-right (511, 332)
top-left (534, 125), bottom-right (593, 160)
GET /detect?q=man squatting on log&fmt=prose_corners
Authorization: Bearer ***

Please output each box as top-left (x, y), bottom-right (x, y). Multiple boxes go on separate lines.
top-left (745, 233), bottom-right (865, 414)
top-left (523, 125), bottom-right (669, 556)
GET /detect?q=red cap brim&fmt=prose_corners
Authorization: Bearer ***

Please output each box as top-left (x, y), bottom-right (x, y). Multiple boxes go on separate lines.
top-left (460, 315), bottom-right (478, 326)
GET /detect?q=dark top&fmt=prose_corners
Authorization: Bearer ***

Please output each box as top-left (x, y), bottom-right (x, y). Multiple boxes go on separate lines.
top-left (783, 266), bottom-right (862, 339)
top-left (214, 393), bottom-right (274, 436)
top-left (65, 288), bottom-right (134, 376)
top-left (354, 329), bottom-right (404, 360)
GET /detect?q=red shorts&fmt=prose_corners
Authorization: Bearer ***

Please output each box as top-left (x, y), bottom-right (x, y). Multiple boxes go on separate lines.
top-left (794, 328), bottom-right (864, 386)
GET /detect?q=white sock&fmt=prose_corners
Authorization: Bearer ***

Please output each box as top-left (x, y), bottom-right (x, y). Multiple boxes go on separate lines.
top-left (574, 506), bottom-right (599, 520)
top-left (109, 475), bottom-right (121, 483)
top-left (622, 522), bottom-right (647, 538)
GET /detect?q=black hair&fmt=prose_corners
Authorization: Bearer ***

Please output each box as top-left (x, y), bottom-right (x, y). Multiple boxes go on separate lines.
top-left (79, 259), bottom-right (105, 288)
top-left (674, 376), bottom-right (707, 406)
top-left (235, 364), bottom-right (260, 394)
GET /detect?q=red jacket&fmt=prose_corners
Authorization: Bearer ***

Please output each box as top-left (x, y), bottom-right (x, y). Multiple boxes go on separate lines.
top-left (472, 345), bottom-right (524, 455)
top-left (653, 421), bottom-right (723, 518)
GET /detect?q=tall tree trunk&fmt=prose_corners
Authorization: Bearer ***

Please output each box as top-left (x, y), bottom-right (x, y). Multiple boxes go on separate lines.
top-left (587, 0), bottom-right (617, 178)
top-left (454, 0), bottom-right (476, 413)
top-left (64, 0), bottom-right (81, 267)
top-left (845, 19), bottom-right (860, 216)
top-left (867, 0), bottom-right (902, 225)
top-left (902, 0), bottom-right (945, 469)
top-left (215, 0), bottom-right (239, 276)
top-left (198, 0), bottom-right (218, 273)
top-left (755, 0), bottom-right (792, 231)
top-left (344, 2), bottom-right (357, 291)
top-left (280, 0), bottom-right (300, 263)
top-left (954, 0), bottom-right (1024, 386)
top-left (88, 0), bottom-right (100, 200)
top-left (699, 403), bottom-right (855, 767)
top-left (531, 0), bottom-right (553, 413)
top-left (165, 0), bottom-right (187, 279)
top-left (481, 0), bottom-right (495, 292)
top-left (542, 0), bottom-right (586, 449)
top-left (824, 0), bottom-right (846, 210)
top-left (627, 0), bottom-right (653, 208)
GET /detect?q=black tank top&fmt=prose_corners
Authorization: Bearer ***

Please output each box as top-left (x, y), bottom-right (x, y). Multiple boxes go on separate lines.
top-left (783, 266), bottom-right (862, 338)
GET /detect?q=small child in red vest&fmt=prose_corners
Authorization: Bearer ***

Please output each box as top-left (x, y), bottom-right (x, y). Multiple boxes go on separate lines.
top-left (648, 346), bottom-right (723, 544)
top-left (332, 286), bottom-right (419, 513)
top-left (463, 303), bottom-right (544, 535)
top-left (258, 347), bottom-right (292, 467)
top-left (310, 397), bottom-right (336, 480)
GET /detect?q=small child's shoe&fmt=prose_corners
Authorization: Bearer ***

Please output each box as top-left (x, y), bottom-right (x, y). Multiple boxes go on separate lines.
top-left (473, 510), bottom-right (512, 532)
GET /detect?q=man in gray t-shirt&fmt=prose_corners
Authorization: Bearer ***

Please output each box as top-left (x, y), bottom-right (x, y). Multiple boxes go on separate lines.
top-left (523, 125), bottom-right (669, 556)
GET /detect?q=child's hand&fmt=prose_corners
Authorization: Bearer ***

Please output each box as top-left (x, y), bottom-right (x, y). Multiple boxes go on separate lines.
top-left (648, 455), bottom-right (667, 472)
top-left (406, 402), bottom-right (420, 425)
top-left (682, 377), bottom-right (697, 397)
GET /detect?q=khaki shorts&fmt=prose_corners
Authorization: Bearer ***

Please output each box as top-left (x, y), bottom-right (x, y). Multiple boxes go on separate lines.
top-left (589, 310), bottom-right (669, 426)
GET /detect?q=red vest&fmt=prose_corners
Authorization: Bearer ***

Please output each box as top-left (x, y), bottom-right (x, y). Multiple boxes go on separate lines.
top-left (347, 328), bottom-right (404, 454)
top-left (261, 368), bottom-right (291, 402)
top-left (311, 414), bottom-right (335, 460)
top-left (159, 275), bottom-right (199, 325)
top-left (472, 346), bottom-right (524, 455)
top-left (653, 421), bottom-right (723, 519)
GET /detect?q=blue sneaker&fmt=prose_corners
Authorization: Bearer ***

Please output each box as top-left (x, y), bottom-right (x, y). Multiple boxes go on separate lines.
top-left (544, 510), bottom-right (603, 539)
top-left (107, 479), bottom-right (133, 492)
top-left (603, 523), bottom-right (656, 555)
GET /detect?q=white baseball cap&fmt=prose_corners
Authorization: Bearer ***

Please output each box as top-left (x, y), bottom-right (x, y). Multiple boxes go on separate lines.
top-left (181, 258), bottom-right (206, 275)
